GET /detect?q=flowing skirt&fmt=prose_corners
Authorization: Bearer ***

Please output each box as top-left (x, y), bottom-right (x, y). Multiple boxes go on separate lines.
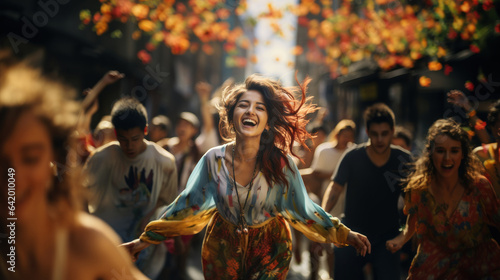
top-left (201, 212), bottom-right (293, 280)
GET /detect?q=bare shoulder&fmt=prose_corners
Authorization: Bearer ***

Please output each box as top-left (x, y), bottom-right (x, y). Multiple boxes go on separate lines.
top-left (73, 212), bottom-right (122, 245)
top-left (67, 213), bottom-right (148, 279)
top-left (476, 175), bottom-right (492, 187)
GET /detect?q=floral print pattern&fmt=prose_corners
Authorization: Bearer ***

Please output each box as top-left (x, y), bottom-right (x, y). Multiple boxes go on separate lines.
top-left (404, 178), bottom-right (500, 279)
top-left (140, 144), bottom-right (350, 279)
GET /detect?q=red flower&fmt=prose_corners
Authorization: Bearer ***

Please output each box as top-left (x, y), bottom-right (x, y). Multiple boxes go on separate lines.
top-left (483, 0), bottom-right (494, 11)
top-left (465, 81), bottom-right (475, 91)
top-left (470, 44), bottom-right (480, 53)
top-left (444, 64), bottom-right (453, 76)
top-left (145, 42), bottom-right (155, 51)
top-left (111, 7), bottom-right (122, 18)
top-left (495, 23), bottom-right (500, 34)
top-left (298, 16), bottom-right (309, 27)
top-left (448, 29), bottom-right (458, 39)
top-left (93, 12), bottom-right (102, 23)
top-left (475, 120), bottom-right (487, 131)
top-left (137, 49), bottom-right (151, 64)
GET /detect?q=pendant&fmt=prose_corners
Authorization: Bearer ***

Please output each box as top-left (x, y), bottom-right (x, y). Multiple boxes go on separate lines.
top-left (236, 224), bottom-right (249, 235)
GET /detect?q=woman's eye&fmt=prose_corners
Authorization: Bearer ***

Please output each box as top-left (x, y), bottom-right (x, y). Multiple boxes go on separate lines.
top-left (22, 156), bottom-right (41, 165)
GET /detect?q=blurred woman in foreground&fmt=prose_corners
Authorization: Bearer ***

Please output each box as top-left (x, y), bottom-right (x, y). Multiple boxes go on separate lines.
top-left (0, 53), bottom-right (146, 280)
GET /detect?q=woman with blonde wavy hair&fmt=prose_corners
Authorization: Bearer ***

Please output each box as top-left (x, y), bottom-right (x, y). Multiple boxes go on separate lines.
top-left (123, 74), bottom-right (370, 279)
top-left (0, 53), bottom-right (146, 280)
top-left (386, 118), bottom-right (500, 279)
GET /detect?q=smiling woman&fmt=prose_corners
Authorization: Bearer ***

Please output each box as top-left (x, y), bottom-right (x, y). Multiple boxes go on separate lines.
top-left (0, 52), bottom-right (147, 280)
top-left (122, 73), bottom-right (371, 279)
top-left (386, 118), bottom-right (500, 279)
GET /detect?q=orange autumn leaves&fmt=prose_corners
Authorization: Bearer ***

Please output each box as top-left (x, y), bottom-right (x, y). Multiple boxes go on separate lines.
top-left (81, 0), bottom-right (499, 73)
top-left (298, 0), bottom-right (499, 79)
top-left (80, 0), bottom-right (249, 64)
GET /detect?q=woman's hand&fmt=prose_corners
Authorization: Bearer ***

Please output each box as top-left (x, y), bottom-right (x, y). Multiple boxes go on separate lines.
top-left (346, 231), bottom-right (371, 257)
top-left (120, 239), bottom-right (151, 262)
top-left (385, 234), bottom-right (405, 253)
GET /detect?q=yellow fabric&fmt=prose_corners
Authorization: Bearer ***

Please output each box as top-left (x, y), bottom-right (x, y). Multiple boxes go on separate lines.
top-left (140, 208), bottom-right (216, 244)
top-left (286, 215), bottom-right (350, 246)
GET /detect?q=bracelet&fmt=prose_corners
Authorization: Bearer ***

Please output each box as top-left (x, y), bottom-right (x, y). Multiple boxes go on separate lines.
top-left (468, 109), bottom-right (477, 118)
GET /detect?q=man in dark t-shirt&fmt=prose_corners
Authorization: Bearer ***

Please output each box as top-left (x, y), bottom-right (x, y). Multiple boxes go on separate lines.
top-left (322, 103), bottom-right (412, 280)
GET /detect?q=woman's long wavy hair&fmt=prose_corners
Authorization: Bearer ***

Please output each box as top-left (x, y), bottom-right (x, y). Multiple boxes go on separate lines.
top-left (405, 118), bottom-right (483, 192)
top-left (0, 54), bottom-right (81, 226)
top-left (218, 74), bottom-right (317, 188)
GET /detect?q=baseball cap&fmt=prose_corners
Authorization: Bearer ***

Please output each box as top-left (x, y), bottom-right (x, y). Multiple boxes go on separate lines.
top-left (178, 112), bottom-right (200, 129)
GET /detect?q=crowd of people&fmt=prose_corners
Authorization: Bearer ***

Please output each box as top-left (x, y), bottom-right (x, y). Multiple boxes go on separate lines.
top-left (1, 51), bottom-right (499, 280)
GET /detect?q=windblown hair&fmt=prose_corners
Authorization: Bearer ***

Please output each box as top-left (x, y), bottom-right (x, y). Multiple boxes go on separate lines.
top-left (405, 118), bottom-right (483, 192)
top-left (0, 53), bottom-right (81, 226)
top-left (218, 74), bottom-right (317, 188)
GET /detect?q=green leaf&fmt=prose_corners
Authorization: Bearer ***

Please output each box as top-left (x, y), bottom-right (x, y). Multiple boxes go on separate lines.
top-left (111, 29), bottom-right (123, 38)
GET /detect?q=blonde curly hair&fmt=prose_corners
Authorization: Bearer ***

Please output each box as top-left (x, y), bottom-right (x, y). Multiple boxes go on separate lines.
top-left (0, 52), bottom-right (81, 225)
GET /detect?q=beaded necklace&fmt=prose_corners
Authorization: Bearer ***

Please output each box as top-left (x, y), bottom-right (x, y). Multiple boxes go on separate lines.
top-left (231, 144), bottom-right (258, 235)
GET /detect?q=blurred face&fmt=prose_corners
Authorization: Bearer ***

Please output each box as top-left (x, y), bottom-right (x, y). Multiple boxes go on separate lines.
top-left (367, 122), bottom-right (394, 154)
top-left (337, 129), bottom-right (355, 149)
top-left (115, 127), bottom-right (147, 159)
top-left (2, 112), bottom-right (54, 217)
top-left (233, 90), bottom-right (268, 139)
top-left (175, 119), bottom-right (198, 142)
top-left (94, 128), bottom-right (116, 148)
top-left (392, 137), bottom-right (411, 151)
top-left (431, 134), bottom-right (463, 179)
top-left (149, 125), bottom-right (167, 142)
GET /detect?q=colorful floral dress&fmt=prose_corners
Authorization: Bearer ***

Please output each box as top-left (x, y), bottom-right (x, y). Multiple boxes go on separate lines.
top-left (140, 144), bottom-right (350, 280)
top-left (404, 178), bottom-right (500, 279)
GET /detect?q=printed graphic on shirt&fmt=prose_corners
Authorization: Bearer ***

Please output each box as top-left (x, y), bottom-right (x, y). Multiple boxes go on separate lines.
top-left (119, 165), bottom-right (154, 208)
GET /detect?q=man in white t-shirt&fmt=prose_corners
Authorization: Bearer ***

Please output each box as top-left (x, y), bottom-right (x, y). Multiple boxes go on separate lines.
top-left (85, 97), bottom-right (178, 279)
